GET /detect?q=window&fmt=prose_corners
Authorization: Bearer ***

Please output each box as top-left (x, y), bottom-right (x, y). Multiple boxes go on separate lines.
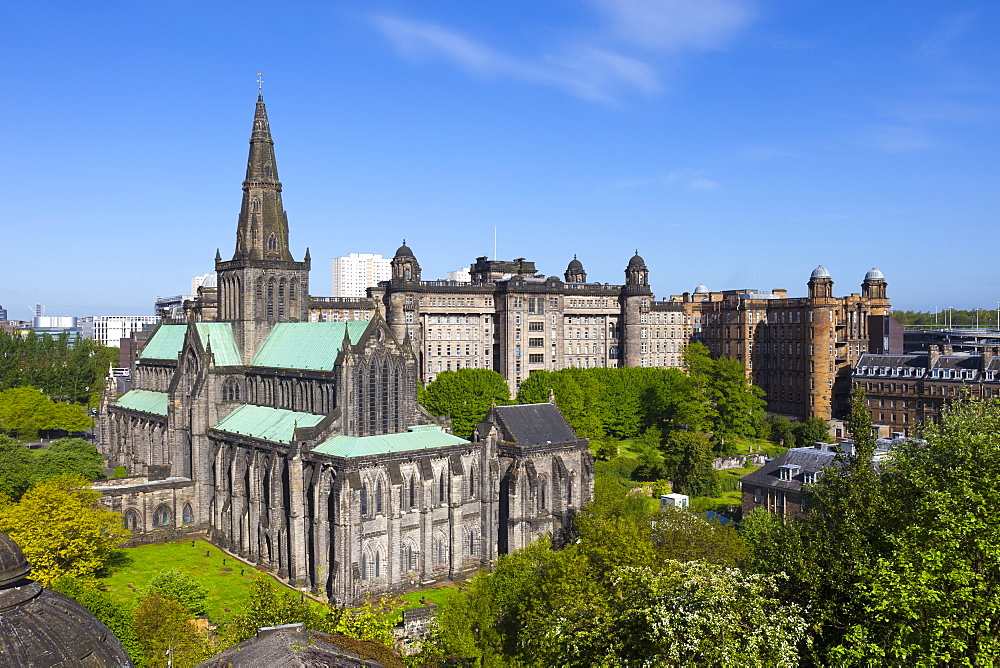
top-left (360, 484), bottom-right (369, 516)
top-left (528, 338), bottom-right (544, 347)
top-left (375, 479), bottom-right (384, 514)
top-left (153, 506), bottom-right (170, 527)
top-left (124, 509), bottom-right (141, 531)
top-left (528, 321), bottom-right (544, 332)
top-left (529, 353), bottom-right (544, 363)
top-left (267, 234), bottom-right (277, 251)
top-left (754, 487), bottom-right (762, 503)
top-left (182, 504), bottom-right (193, 524)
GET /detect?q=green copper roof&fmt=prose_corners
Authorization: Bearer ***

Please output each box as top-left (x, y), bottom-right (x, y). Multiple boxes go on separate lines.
top-left (250, 321), bottom-right (369, 370)
top-left (213, 404), bottom-right (325, 444)
top-left (116, 390), bottom-right (168, 416)
top-left (139, 325), bottom-right (188, 360)
top-left (313, 426), bottom-right (469, 458)
top-left (195, 322), bottom-right (242, 366)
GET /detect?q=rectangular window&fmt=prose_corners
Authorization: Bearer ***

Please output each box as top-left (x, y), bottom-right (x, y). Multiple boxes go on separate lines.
top-left (528, 321), bottom-right (544, 331)
top-left (529, 338), bottom-right (544, 347)
top-left (529, 353), bottom-right (544, 363)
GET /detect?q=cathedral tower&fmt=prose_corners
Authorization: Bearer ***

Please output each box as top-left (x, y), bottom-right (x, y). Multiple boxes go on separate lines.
top-left (216, 95), bottom-right (311, 356)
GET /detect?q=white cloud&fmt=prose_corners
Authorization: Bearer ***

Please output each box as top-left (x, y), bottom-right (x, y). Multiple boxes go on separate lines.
top-left (606, 168), bottom-right (720, 192)
top-left (589, 0), bottom-right (754, 51)
top-left (371, 2), bottom-right (754, 105)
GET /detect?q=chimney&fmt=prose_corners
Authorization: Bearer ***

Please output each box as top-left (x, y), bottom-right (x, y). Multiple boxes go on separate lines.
top-left (928, 345), bottom-right (939, 369)
top-left (982, 346), bottom-right (994, 371)
top-left (943, 344), bottom-right (954, 356)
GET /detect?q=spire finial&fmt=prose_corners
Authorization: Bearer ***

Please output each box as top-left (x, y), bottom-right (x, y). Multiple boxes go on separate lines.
top-left (402, 238), bottom-right (406, 245)
top-left (635, 249), bottom-right (639, 255)
top-left (257, 72), bottom-right (263, 96)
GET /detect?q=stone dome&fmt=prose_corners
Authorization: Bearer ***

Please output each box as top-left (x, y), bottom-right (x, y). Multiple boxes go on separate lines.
top-left (864, 267), bottom-right (884, 281)
top-left (810, 265), bottom-right (831, 279)
top-left (567, 255), bottom-right (583, 271)
top-left (394, 240), bottom-right (414, 258)
top-left (0, 531), bottom-right (131, 666)
top-left (201, 272), bottom-right (218, 288)
top-left (627, 251), bottom-right (646, 269)
top-left (693, 284), bottom-right (709, 294)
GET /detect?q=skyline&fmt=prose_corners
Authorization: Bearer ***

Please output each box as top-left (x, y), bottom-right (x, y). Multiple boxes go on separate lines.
top-left (2, 1), bottom-right (998, 319)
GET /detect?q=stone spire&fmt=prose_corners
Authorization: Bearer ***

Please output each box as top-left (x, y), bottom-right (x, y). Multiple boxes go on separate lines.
top-left (234, 94), bottom-right (294, 262)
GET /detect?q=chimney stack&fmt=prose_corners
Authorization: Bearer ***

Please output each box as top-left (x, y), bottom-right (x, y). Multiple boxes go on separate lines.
top-left (928, 345), bottom-right (939, 369)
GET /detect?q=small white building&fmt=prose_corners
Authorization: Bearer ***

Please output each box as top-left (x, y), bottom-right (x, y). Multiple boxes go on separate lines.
top-left (660, 493), bottom-right (689, 510)
top-left (80, 315), bottom-right (161, 347)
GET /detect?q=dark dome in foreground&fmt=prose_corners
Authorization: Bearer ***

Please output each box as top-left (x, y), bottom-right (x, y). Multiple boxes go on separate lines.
top-left (394, 240), bottom-right (414, 258)
top-left (628, 252), bottom-right (646, 268)
top-left (0, 531), bottom-right (131, 667)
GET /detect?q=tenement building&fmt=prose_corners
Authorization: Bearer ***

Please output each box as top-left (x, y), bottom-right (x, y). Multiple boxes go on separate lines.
top-left (98, 95), bottom-right (593, 605)
top-left (853, 345), bottom-right (1000, 432)
top-left (371, 249), bottom-right (694, 393)
top-left (671, 267), bottom-right (892, 420)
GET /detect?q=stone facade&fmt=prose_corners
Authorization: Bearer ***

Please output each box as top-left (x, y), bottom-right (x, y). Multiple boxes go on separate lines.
top-left (98, 95), bottom-right (593, 605)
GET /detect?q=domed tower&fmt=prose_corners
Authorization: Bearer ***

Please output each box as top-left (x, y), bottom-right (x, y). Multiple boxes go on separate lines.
top-left (621, 251), bottom-right (653, 368)
top-left (0, 531), bottom-right (132, 665)
top-left (564, 255), bottom-right (586, 283)
top-left (808, 265), bottom-right (834, 299)
top-left (624, 251), bottom-right (650, 291)
top-left (390, 240), bottom-right (421, 283)
top-left (862, 268), bottom-right (887, 301)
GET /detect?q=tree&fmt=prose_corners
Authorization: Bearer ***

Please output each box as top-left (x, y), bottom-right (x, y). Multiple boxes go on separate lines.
top-left (662, 430), bottom-right (718, 498)
top-left (650, 506), bottom-right (747, 566)
top-left (0, 474), bottom-right (129, 586)
top-left (135, 591), bottom-right (213, 667)
top-left (142, 570), bottom-right (209, 617)
top-left (630, 426), bottom-right (665, 480)
top-left (766, 414), bottom-right (796, 447)
top-left (0, 386), bottom-right (92, 439)
top-left (709, 357), bottom-right (766, 443)
top-left (794, 416), bottom-right (832, 446)
top-left (32, 437), bottom-right (106, 482)
top-left (0, 435), bottom-right (34, 500)
top-left (419, 369), bottom-right (510, 438)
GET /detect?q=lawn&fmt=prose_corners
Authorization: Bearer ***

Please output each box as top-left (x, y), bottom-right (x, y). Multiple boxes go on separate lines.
top-left (98, 539), bottom-right (296, 625)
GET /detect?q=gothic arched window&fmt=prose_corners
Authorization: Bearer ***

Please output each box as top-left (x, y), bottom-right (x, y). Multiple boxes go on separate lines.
top-left (375, 479), bottom-right (383, 515)
top-left (360, 483), bottom-right (369, 517)
top-left (182, 503), bottom-right (193, 524)
top-left (153, 506), bottom-right (170, 527)
top-left (439, 471), bottom-right (447, 504)
top-left (124, 509), bottom-right (141, 531)
top-left (252, 198), bottom-right (260, 212)
top-left (360, 552), bottom-right (368, 580)
top-left (267, 234), bottom-right (277, 251)
top-left (408, 475), bottom-right (416, 508)
top-left (374, 550), bottom-right (381, 578)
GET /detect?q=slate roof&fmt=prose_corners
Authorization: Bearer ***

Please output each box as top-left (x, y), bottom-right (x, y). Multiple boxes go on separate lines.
top-left (314, 427), bottom-right (469, 458)
top-left (213, 404), bottom-right (326, 444)
top-left (856, 352), bottom-right (1000, 377)
top-left (115, 389), bottom-right (168, 416)
top-left (199, 624), bottom-right (388, 667)
top-left (493, 403), bottom-right (579, 446)
top-left (250, 321), bottom-right (369, 370)
top-left (739, 447), bottom-right (839, 493)
top-left (195, 322), bottom-right (242, 366)
top-left (138, 324), bottom-right (187, 360)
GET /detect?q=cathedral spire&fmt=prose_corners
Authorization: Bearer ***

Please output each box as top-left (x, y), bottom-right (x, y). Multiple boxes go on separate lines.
top-left (233, 94), bottom-right (293, 262)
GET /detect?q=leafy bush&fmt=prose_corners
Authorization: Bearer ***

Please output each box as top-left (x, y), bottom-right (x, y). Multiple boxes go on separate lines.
top-left (141, 570), bottom-right (209, 616)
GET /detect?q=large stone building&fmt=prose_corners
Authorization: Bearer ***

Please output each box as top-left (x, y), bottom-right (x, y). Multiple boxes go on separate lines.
top-left (99, 95), bottom-right (593, 605)
top-left (854, 345), bottom-right (1000, 432)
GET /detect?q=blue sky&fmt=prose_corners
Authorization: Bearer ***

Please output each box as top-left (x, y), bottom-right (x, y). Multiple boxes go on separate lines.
top-left (2, 1), bottom-right (997, 318)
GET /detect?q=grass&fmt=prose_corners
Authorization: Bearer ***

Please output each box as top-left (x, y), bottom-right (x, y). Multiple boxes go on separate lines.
top-left (98, 539), bottom-right (296, 624)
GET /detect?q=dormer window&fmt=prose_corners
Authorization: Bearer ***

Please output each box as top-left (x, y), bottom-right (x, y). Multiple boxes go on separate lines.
top-left (777, 464), bottom-right (801, 481)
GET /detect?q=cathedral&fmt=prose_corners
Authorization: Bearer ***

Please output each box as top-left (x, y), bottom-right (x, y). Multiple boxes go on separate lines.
top-left (98, 95), bottom-right (594, 605)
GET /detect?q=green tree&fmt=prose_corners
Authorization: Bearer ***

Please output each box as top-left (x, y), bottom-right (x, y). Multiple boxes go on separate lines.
top-left (0, 386), bottom-right (92, 439)
top-left (142, 570), bottom-right (209, 617)
top-left (630, 426), bottom-right (665, 480)
top-left (419, 369), bottom-right (510, 438)
top-left (135, 591), bottom-right (213, 667)
top-left (223, 574), bottom-right (345, 646)
top-left (0, 435), bottom-right (35, 500)
top-left (662, 430), bottom-right (718, 498)
top-left (766, 414), bottom-right (796, 447)
top-left (0, 474), bottom-right (129, 586)
top-left (651, 505), bottom-right (747, 566)
top-left (32, 437), bottom-right (106, 482)
top-left (794, 416), bottom-right (832, 446)
top-left (709, 357), bottom-right (766, 443)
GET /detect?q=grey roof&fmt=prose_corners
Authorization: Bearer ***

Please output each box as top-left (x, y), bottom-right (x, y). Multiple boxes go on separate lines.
top-left (0, 531), bottom-right (132, 666)
top-left (740, 447), bottom-right (839, 493)
top-left (858, 352), bottom-right (998, 373)
top-left (864, 267), bottom-right (884, 281)
top-left (493, 403), bottom-right (579, 446)
top-left (628, 252), bottom-right (646, 268)
top-left (693, 284), bottom-right (709, 293)
top-left (567, 255), bottom-right (583, 271)
top-left (199, 625), bottom-right (387, 667)
top-left (811, 265), bottom-right (831, 279)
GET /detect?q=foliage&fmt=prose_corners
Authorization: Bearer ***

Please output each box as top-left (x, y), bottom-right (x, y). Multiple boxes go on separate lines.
top-left (891, 308), bottom-right (999, 328)
top-left (113, 465), bottom-right (128, 477)
top-left (0, 329), bottom-right (118, 405)
top-left (0, 474), bottom-right (129, 586)
top-left (134, 591), bottom-right (213, 667)
top-left (793, 416), bottom-right (832, 446)
top-left (0, 435), bottom-right (35, 500)
top-left (53, 576), bottom-right (145, 664)
top-left (432, 482), bottom-right (803, 666)
top-left (766, 414), bottom-right (796, 446)
top-left (141, 570), bottom-right (209, 617)
top-left (662, 430), bottom-right (718, 498)
top-left (0, 386), bottom-right (92, 439)
top-left (32, 437), bottom-right (106, 482)
top-left (223, 573), bottom-right (339, 645)
top-left (630, 427), bottom-right (665, 480)
top-left (651, 506), bottom-right (747, 566)
top-left (418, 368), bottom-right (510, 438)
